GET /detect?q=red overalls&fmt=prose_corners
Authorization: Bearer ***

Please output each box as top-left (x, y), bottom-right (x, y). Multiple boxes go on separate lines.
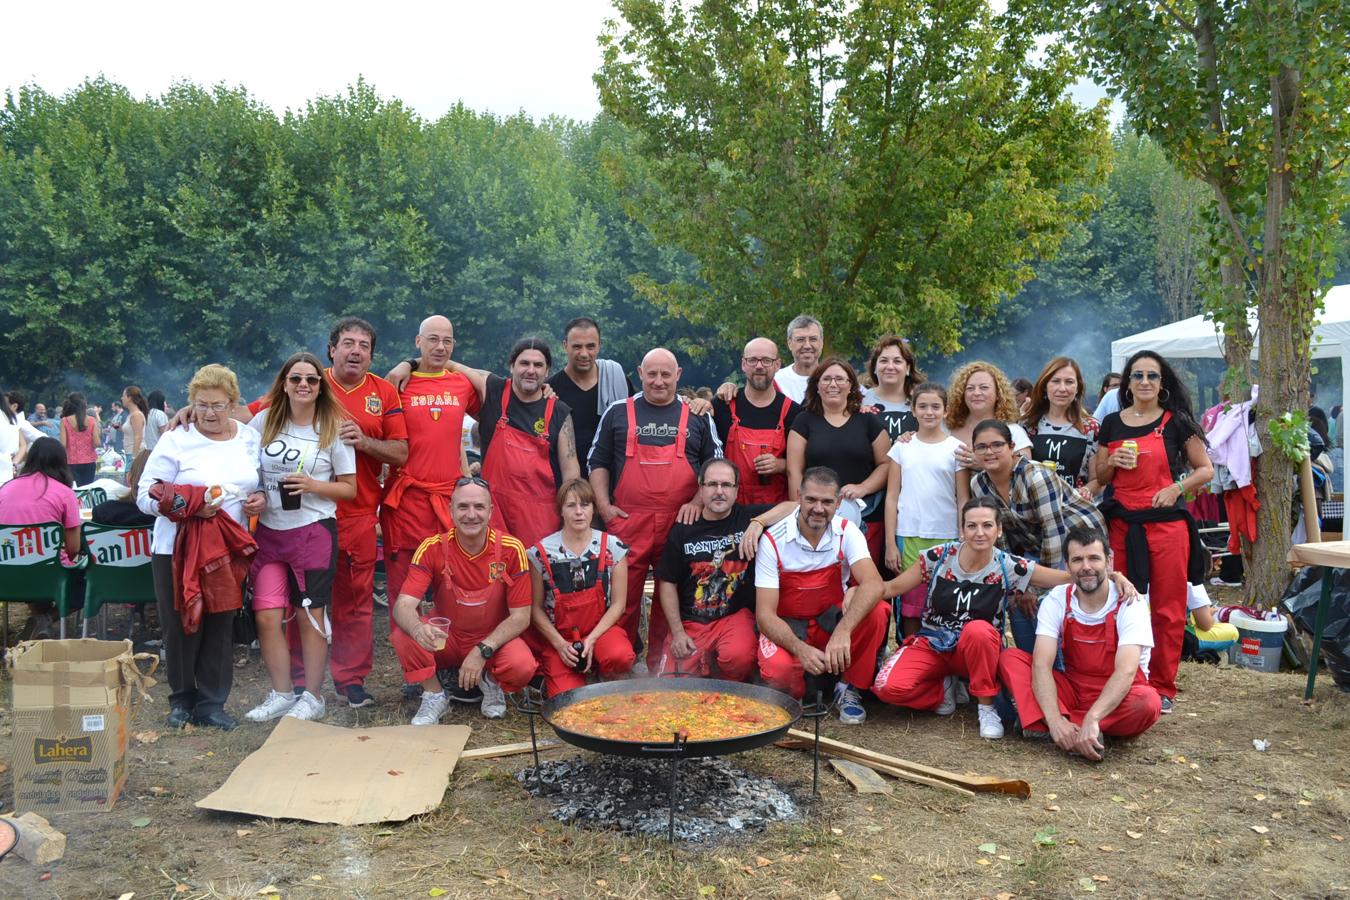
top-left (526, 534), bottom-right (636, 696)
top-left (724, 394), bottom-right (790, 505)
top-left (1105, 411), bottom-right (1189, 700)
top-left (997, 587), bottom-right (1162, 738)
top-left (608, 398), bottom-right (699, 667)
top-left (483, 384), bottom-right (561, 547)
top-left (756, 531), bottom-right (891, 698)
top-left (389, 564), bottom-right (537, 692)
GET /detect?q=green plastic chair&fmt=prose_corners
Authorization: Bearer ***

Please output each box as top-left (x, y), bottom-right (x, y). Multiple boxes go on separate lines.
top-left (74, 487), bottom-right (108, 510)
top-left (81, 522), bottom-right (156, 639)
top-left (0, 522), bottom-right (79, 642)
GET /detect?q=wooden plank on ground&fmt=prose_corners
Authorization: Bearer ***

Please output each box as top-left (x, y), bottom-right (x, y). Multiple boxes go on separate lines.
top-left (779, 729), bottom-right (1030, 798)
top-left (461, 739), bottom-right (561, 761)
top-left (829, 759), bottom-right (894, 794)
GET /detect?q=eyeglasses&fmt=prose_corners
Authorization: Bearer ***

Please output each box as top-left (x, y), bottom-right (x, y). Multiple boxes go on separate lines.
top-left (192, 402), bottom-right (230, 414)
top-left (973, 440), bottom-right (1009, 453)
top-left (701, 480), bottom-right (737, 490)
top-left (819, 376), bottom-right (849, 385)
top-left (742, 356), bottom-right (778, 368)
top-left (455, 475), bottom-right (490, 489)
top-left (1129, 371), bottom-right (1162, 382)
top-left (287, 374), bottom-right (323, 386)
top-left (420, 335), bottom-right (455, 347)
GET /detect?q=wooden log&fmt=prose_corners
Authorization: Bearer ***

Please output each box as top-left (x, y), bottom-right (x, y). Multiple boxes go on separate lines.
top-left (861, 760), bottom-right (976, 798)
top-left (12, 812), bottom-right (65, 865)
top-left (779, 729), bottom-right (1030, 798)
top-left (829, 759), bottom-right (893, 794)
top-left (461, 739), bottom-right (561, 761)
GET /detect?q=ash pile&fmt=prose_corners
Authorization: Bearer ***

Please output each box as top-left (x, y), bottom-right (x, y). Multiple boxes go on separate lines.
top-left (517, 754), bottom-right (802, 841)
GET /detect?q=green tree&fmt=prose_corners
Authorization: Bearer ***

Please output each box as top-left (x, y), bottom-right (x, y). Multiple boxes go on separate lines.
top-left (1081, 0), bottom-right (1350, 602)
top-left (595, 0), bottom-right (1111, 357)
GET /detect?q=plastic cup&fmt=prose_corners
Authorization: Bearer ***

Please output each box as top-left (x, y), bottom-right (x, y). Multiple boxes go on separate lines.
top-left (280, 480), bottom-right (303, 510)
top-left (427, 617), bottom-right (451, 651)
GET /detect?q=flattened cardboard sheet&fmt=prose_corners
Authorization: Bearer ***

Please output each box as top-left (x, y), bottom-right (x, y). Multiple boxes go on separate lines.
top-left (197, 718), bottom-right (470, 825)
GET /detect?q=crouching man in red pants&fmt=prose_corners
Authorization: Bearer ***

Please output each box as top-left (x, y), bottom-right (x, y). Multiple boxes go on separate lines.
top-left (754, 466), bottom-right (889, 725)
top-left (390, 478), bottom-right (537, 724)
top-left (998, 525), bottom-right (1161, 760)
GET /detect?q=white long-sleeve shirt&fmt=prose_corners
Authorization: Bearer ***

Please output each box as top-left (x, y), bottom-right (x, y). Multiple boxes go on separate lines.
top-left (136, 423), bottom-right (260, 555)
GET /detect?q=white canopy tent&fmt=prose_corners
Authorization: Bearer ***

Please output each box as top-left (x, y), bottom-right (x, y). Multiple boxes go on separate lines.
top-left (1111, 283), bottom-right (1350, 418)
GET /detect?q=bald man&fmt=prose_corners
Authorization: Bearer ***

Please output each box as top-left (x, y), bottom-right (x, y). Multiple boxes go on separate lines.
top-left (589, 348), bottom-right (723, 668)
top-left (381, 315), bottom-right (483, 617)
top-left (713, 337), bottom-right (801, 505)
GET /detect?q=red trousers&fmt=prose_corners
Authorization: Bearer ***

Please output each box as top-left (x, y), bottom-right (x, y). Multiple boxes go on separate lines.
top-left (1109, 518), bottom-right (1188, 699)
top-left (872, 619), bottom-right (1001, 709)
top-left (609, 511), bottom-right (675, 668)
top-left (288, 512), bottom-right (376, 688)
top-left (997, 649), bottom-right (1160, 738)
top-left (658, 609), bottom-right (757, 681)
top-left (390, 616), bottom-right (536, 693)
top-left (527, 625), bottom-right (635, 697)
top-left (758, 602), bottom-right (891, 698)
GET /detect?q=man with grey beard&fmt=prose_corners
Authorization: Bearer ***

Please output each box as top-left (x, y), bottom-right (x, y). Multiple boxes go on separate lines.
top-left (998, 525), bottom-right (1161, 760)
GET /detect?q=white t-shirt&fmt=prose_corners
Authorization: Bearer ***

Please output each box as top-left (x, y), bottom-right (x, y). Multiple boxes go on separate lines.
top-left (887, 434), bottom-right (963, 538)
top-left (1008, 422), bottom-right (1033, 453)
top-left (1037, 583), bottom-right (1153, 677)
top-left (773, 367), bottom-right (811, 405)
top-left (144, 408), bottom-right (169, 452)
top-left (1187, 583), bottom-right (1212, 611)
top-left (248, 414), bottom-right (357, 531)
top-left (755, 513), bottom-right (870, 591)
top-left (136, 422), bottom-right (262, 555)
top-left (0, 417), bottom-right (20, 484)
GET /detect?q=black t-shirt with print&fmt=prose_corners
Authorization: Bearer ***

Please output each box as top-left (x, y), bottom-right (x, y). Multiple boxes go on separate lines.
top-left (658, 504), bottom-right (771, 623)
top-left (479, 374), bottom-right (572, 483)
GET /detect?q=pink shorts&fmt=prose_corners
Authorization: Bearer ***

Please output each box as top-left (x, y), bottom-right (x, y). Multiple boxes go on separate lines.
top-left (251, 562), bottom-right (293, 612)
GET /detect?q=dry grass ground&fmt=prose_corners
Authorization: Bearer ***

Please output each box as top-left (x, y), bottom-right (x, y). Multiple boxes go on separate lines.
top-left (1, 604), bottom-right (1347, 900)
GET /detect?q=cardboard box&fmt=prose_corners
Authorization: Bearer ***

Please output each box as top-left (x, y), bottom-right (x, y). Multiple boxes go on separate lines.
top-left (9, 639), bottom-right (155, 815)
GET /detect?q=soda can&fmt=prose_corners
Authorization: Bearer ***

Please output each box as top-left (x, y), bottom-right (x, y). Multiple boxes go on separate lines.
top-left (1042, 460), bottom-right (1058, 473)
top-left (1121, 439), bottom-right (1138, 469)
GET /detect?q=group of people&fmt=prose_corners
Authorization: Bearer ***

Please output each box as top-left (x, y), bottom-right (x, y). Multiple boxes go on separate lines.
top-left (0, 309), bottom-right (1230, 759)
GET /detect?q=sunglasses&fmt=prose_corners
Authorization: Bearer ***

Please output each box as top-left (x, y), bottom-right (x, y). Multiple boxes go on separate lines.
top-left (1129, 371), bottom-right (1162, 382)
top-left (287, 374), bottom-right (323, 386)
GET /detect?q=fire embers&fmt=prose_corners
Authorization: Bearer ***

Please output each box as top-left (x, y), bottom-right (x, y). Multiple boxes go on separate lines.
top-left (517, 755), bottom-right (801, 842)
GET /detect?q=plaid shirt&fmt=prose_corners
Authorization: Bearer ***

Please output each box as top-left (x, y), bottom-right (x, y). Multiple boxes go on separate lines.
top-left (971, 457), bottom-right (1105, 566)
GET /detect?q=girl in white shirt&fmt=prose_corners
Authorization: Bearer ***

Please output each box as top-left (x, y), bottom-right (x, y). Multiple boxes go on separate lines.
top-left (245, 352), bottom-right (357, 724)
top-left (884, 382), bottom-right (970, 637)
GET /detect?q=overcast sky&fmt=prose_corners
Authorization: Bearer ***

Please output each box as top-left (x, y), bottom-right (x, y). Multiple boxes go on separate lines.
top-left (3, 0), bottom-right (1112, 123)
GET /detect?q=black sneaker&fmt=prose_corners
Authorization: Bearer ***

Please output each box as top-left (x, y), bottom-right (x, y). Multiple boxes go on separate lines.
top-left (193, 709), bottom-right (239, 731)
top-left (166, 707), bottom-right (193, 730)
top-left (344, 684), bottom-right (376, 709)
top-left (1160, 696), bottom-right (1174, 715)
top-left (401, 682), bottom-right (424, 700)
top-left (447, 671), bottom-right (483, 704)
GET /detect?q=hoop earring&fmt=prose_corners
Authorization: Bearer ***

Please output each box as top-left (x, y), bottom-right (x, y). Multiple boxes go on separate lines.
top-left (1159, 388), bottom-right (1171, 404)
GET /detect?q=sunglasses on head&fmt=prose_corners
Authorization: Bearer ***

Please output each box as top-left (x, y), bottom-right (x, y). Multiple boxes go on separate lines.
top-left (287, 374), bottom-right (323, 386)
top-left (455, 475), bottom-right (490, 489)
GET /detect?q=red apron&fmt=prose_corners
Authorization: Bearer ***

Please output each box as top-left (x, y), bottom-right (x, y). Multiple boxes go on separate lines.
top-left (767, 532), bottom-right (845, 620)
top-left (610, 397), bottom-right (699, 651)
top-left (482, 384), bottom-right (560, 546)
top-left (436, 566), bottom-right (513, 642)
top-left (1060, 585), bottom-right (1149, 693)
top-left (1106, 411), bottom-right (1173, 508)
top-left (725, 394), bottom-right (790, 505)
top-left (534, 534), bottom-right (611, 640)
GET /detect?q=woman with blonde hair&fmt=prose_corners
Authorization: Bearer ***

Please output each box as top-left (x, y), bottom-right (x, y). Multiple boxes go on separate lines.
top-left (943, 361), bottom-right (1031, 470)
top-left (138, 364), bottom-right (263, 730)
top-left (245, 351), bottom-right (357, 723)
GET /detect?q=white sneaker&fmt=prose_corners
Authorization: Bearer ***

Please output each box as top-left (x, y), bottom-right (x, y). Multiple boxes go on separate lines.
top-left (977, 703), bottom-right (1004, 739)
top-left (411, 690), bottom-right (450, 725)
top-left (285, 690), bottom-right (327, 721)
top-left (246, 689), bottom-right (298, 722)
top-left (936, 676), bottom-right (956, 716)
top-left (479, 672), bottom-right (507, 719)
top-left (954, 680), bottom-right (970, 705)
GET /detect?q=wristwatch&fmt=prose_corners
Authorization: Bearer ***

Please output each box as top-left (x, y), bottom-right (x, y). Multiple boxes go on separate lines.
top-left (477, 642), bottom-right (495, 660)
